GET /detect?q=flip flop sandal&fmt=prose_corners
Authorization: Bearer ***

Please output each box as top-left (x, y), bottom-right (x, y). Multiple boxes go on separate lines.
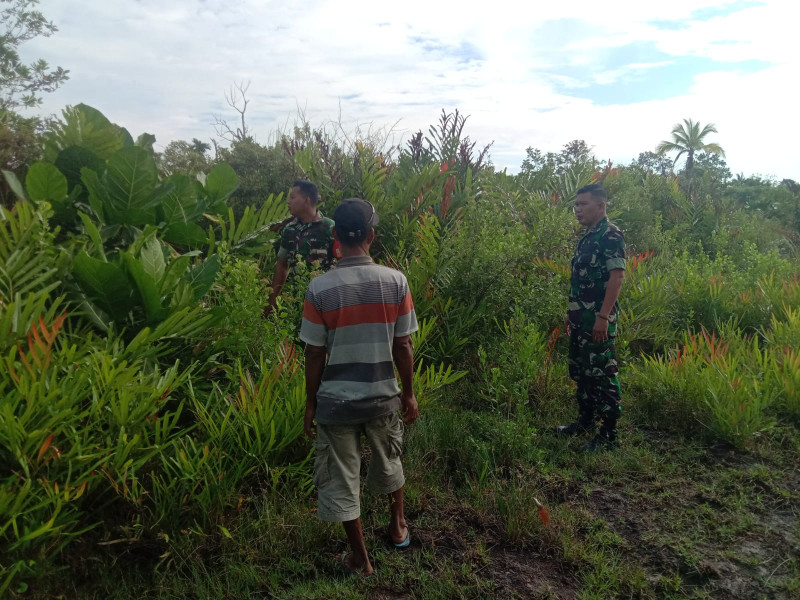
top-left (391, 530), bottom-right (411, 549)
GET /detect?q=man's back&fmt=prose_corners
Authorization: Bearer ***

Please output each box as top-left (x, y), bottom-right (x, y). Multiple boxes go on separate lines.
top-left (301, 198), bottom-right (418, 574)
top-left (300, 256), bottom-right (417, 425)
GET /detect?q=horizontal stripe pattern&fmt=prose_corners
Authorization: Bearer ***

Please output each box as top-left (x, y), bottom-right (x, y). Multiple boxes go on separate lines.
top-left (299, 258), bottom-right (418, 425)
top-left (312, 280), bottom-right (406, 312)
top-left (322, 361), bottom-right (395, 382)
top-left (323, 341), bottom-right (393, 366)
top-left (395, 312), bottom-right (416, 337)
top-left (301, 321), bottom-right (403, 348)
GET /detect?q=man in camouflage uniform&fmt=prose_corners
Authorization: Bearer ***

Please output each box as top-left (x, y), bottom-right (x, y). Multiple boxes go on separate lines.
top-left (264, 180), bottom-right (337, 316)
top-left (557, 184), bottom-right (626, 451)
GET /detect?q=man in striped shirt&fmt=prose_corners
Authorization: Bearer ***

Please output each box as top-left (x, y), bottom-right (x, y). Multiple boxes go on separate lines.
top-left (300, 198), bottom-right (419, 577)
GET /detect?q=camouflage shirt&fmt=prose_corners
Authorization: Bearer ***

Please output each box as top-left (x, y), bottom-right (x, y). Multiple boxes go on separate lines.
top-left (568, 217), bottom-right (626, 335)
top-left (277, 212), bottom-right (336, 271)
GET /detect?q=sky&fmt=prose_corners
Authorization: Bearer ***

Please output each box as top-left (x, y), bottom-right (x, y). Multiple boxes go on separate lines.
top-left (19, 0), bottom-right (800, 179)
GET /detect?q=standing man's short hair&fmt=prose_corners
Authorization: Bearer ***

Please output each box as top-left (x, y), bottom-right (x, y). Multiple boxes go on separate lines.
top-left (576, 184), bottom-right (608, 203)
top-left (293, 180), bottom-right (320, 205)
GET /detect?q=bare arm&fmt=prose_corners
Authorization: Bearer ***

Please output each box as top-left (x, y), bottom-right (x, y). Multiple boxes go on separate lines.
top-left (593, 269), bottom-right (625, 342)
top-left (263, 257), bottom-right (289, 317)
top-left (392, 335), bottom-right (418, 424)
top-left (304, 344), bottom-right (327, 438)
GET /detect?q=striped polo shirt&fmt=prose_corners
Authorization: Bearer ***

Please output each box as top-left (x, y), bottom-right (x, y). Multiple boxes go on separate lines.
top-left (299, 255), bottom-right (418, 425)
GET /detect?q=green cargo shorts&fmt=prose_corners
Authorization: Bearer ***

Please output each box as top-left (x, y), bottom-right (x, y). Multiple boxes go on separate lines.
top-left (313, 412), bottom-right (405, 522)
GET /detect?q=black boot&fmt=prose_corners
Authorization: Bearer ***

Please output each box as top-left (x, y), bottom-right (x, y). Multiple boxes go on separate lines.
top-left (580, 429), bottom-right (618, 452)
top-left (555, 422), bottom-right (594, 436)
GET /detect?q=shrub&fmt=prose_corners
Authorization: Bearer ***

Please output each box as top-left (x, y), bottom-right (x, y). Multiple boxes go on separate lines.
top-left (616, 250), bottom-right (680, 357)
top-left (203, 257), bottom-right (272, 361)
top-left (764, 306), bottom-right (800, 422)
top-left (0, 107), bottom-right (298, 592)
top-left (631, 326), bottom-right (780, 447)
top-left (150, 348), bottom-right (309, 525)
top-left (0, 313), bottom-right (195, 592)
top-left (476, 309), bottom-right (552, 416)
top-left (442, 188), bottom-right (572, 347)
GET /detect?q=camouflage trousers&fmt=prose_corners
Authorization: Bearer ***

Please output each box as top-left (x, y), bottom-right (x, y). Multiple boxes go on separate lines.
top-left (568, 331), bottom-right (622, 436)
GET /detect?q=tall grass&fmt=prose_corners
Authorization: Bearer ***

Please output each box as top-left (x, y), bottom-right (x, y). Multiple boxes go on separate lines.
top-left (630, 323), bottom-right (793, 447)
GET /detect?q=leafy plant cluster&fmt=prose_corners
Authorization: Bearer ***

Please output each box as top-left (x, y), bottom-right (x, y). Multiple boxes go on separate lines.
top-left (256, 107), bottom-right (799, 456)
top-left (632, 317), bottom-right (800, 447)
top-left (477, 310), bottom-right (554, 416)
top-left (0, 104), bottom-right (470, 593)
top-left (2, 99), bottom-right (800, 594)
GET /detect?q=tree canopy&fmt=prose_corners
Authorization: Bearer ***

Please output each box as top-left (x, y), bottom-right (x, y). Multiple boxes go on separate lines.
top-left (0, 0), bottom-right (69, 112)
top-left (656, 118), bottom-right (725, 176)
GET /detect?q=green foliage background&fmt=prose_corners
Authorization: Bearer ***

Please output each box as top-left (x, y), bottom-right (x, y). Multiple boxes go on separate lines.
top-left (1, 103), bottom-right (799, 595)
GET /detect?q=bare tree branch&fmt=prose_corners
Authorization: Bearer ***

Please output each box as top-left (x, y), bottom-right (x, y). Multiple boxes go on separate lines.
top-left (213, 80), bottom-right (251, 143)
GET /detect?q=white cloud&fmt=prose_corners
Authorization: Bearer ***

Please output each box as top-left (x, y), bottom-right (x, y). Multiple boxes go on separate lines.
top-left (654, 2), bottom-right (796, 64)
top-left (593, 61), bottom-right (675, 85)
top-left (16, 0), bottom-right (800, 178)
top-left (493, 63), bottom-right (799, 181)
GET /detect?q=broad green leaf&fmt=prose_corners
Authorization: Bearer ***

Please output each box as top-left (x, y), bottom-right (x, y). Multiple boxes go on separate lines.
top-left (160, 174), bottom-right (199, 224)
top-left (44, 104), bottom-right (127, 161)
top-left (105, 146), bottom-right (159, 225)
top-left (123, 253), bottom-right (165, 322)
top-left (120, 127), bottom-right (135, 148)
top-left (73, 251), bottom-right (136, 319)
top-left (193, 178), bottom-right (210, 213)
top-left (55, 146), bottom-right (104, 193)
top-left (163, 222), bottom-right (207, 247)
top-left (140, 236), bottom-right (166, 282)
top-left (99, 223), bottom-right (122, 242)
top-left (182, 255), bottom-right (220, 300)
top-left (74, 295), bottom-right (111, 332)
top-left (25, 162), bottom-right (68, 203)
top-left (129, 225), bottom-right (159, 256)
top-left (205, 164), bottom-right (238, 205)
top-left (49, 184), bottom-right (83, 222)
top-left (80, 167), bottom-right (107, 221)
top-left (208, 199), bottom-right (228, 215)
top-left (170, 279), bottom-right (195, 309)
top-left (159, 255), bottom-right (190, 296)
top-left (148, 180), bottom-right (177, 220)
top-left (2, 170), bottom-right (27, 200)
top-left (78, 212), bottom-right (106, 261)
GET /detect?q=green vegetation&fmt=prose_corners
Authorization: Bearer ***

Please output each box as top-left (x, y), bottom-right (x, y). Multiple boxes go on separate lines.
top-left (1, 100), bottom-right (798, 599)
top-left (0, 0), bottom-right (69, 113)
top-left (656, 119), bottom-right (725, 177)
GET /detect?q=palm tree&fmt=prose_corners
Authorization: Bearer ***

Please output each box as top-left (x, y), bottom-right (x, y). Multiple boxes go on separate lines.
top-left (190, 138), bottom-right (211, 155)
top-left (656, 119), bottom-right (725, 177)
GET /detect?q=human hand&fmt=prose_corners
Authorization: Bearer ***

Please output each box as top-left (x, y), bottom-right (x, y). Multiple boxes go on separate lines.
top-left (400, 392), bottom-right (419, 425)
top-left (304, 405), bottom-right (316, 438)
top-left (592, 315), bottom-right (609, 342)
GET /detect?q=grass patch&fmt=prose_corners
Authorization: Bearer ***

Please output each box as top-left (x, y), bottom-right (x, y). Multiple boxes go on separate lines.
top-left (26, 390), bottom-right (800, 600)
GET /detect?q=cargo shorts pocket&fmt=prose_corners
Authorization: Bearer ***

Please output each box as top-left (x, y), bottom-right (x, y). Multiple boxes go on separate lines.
top-left (386, 413), bottom-right (404, 460)
top-left (312, 441), bottom-right (331, 488)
